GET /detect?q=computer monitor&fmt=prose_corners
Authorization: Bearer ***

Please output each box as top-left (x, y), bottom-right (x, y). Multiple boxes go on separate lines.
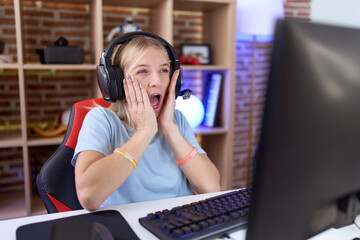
top-left (246, 19), bottom-right (360, 240)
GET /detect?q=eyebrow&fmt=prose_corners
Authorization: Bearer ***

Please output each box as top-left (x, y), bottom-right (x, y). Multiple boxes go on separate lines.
top-left (134, 63), bottom-right (169, 69)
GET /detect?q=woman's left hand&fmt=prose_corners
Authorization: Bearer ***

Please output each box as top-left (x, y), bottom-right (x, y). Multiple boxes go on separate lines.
top-left (158, 69), bottom-right (180, 132)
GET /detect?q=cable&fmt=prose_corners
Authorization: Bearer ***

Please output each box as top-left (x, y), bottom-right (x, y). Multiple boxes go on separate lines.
top-left (221, 233), bottom-right (237, 240)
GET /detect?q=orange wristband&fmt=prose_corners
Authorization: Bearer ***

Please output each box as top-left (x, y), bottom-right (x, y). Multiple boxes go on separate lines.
top-left (176, 147), bottom-right (198, 165)
top-left (114, 148), bottom-right (138, 169)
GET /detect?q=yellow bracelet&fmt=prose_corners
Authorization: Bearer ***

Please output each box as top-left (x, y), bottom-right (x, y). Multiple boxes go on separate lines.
top-left (114, 148), bottom-right (138, 169)
top-left (176, 147), bottom-right (198, 165)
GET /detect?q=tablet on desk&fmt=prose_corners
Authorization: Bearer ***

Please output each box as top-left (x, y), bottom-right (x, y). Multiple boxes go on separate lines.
top-left (16, 210), bottom-right (139, 240)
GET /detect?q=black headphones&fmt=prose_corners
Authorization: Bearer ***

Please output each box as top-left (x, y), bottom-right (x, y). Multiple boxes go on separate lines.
top-left (97, 31), bottom-right (190, 103)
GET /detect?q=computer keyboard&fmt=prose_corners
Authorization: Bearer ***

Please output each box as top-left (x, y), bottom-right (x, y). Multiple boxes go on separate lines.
top-left (139, 188), bottom-right (252, 240)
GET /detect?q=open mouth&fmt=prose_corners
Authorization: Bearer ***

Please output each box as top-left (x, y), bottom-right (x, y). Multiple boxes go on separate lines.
top-left (149, 94), bottom-right (160, 109)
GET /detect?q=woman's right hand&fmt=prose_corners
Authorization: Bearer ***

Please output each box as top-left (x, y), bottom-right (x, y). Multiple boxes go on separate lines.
top-left (123, 75), bottom-right (158, 135)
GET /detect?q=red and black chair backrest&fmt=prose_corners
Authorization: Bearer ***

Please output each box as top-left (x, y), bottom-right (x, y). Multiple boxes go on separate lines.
top-left (36, 98), bottom-right (110, 213)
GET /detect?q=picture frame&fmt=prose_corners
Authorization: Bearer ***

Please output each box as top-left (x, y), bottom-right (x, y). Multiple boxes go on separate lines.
top-left (180, 43), bottom-right (211, 65)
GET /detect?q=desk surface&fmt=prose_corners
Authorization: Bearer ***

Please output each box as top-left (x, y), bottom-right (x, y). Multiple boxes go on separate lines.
top-left (1, 190), bottom-right (360, 240)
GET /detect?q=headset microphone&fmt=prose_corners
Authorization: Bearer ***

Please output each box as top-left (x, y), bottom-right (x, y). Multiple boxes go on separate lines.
top-left (179, 89), bottom-right (192, 100)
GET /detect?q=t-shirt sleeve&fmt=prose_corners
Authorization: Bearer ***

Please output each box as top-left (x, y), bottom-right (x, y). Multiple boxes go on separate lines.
top-left (175, 110), bottom-right (206, 155)
top-left (71, 107), bottom-right (114, 166)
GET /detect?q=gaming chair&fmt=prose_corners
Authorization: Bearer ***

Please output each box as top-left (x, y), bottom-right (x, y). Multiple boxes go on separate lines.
top-left (36, 98), bottom-right (110, 213)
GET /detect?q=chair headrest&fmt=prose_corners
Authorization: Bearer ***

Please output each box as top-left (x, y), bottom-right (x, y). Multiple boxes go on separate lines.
top-left (64, 98), bottom-right (110, 149)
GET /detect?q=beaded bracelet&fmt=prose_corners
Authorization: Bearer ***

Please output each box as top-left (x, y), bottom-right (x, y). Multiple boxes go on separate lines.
top-left (176, 147), bottom-right (198, 165)
top-left (114, 148), bottom-right (138, 169)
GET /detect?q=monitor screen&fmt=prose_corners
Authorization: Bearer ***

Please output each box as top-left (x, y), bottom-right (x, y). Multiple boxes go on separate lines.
top-left (246, 19), bottom-right (360, 240)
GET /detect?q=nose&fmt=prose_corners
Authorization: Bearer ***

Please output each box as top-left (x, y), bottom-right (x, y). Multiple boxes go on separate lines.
top-left (148, 72), bottom-right (161, 87)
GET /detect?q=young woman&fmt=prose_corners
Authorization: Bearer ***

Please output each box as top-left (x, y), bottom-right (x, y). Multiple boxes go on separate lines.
top-left (72, 35), bottom-right (221, 211)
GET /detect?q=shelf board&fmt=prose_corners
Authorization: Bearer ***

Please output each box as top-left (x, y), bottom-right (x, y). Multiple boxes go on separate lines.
top-left (174, 0), bottom-right (235, 12)
top-left (181, 65), bottom-right (228, 70)
top-left (0, 128), bottom-right (226, 147)
top-left (43, 0), bottom-right (235, 10)
top-left (103, 0), bottom-right (165, 8)
top-left (0, 131), bottom-right (63, 148)
top-left (23, 64), bottom-right (97, 70)
top-left (44, 0), bottom-right (165, 8)
top-left (27, 137), bottom-right (63, 147)
top-left (0, 131), bottom-right (23, 148)
top-left (0, 63), bottom-right (19, 69)
top-left (194, 125), bottom-right (228, 135)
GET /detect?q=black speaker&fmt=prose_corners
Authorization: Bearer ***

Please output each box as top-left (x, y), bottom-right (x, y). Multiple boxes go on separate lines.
top-left (44, 46), bottom-right (84, 64)
top-left (43, 37), bottom-right (84, 64)
top-left (97, 32), bottom-right (184, 102)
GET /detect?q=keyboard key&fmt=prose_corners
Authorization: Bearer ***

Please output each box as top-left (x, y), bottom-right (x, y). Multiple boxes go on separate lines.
top-left (206, 219), bottom-right (217, 226)
top-left (221, 215), bottom-right (231, 222)
top-left (182, 226), bottom-right (192, 234)
top-left (172, 229), bottom-right (184, 238)
top-left (214, 217), bottom-right (224, 224)
top-left (161, 223), bottom-right (175, 234)
top-left (189, 224), bottom-right (200, 232)
top-left (230, 212), bottom-right (240, 219)
top-left (198, 221), bottom-right (209, 229)
top-left (146, 213), bottom-right (156, 221)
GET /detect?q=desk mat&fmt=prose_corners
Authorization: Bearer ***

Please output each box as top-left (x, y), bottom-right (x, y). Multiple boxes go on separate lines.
top-left (16, 210), bottom-right (139, 240)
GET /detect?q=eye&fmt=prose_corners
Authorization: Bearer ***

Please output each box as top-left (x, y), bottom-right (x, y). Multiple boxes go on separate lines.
top-left (160, 68), bottom-right (170, 74)
top-left (137, 69), bottom-right (148, 74)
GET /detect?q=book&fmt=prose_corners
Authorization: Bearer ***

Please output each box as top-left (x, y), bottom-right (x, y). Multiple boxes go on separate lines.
top-left (203, 72), bottom-right (222, 127)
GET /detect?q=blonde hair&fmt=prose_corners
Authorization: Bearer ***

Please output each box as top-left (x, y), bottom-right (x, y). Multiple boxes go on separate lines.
top-left (107, 36), bottom-right (170, 129)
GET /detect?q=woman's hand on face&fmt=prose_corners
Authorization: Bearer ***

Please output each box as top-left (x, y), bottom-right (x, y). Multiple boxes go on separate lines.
top-left (158, 70), bottom-right (180, 132)
top-left (123, 75), bottom-right (158, 135)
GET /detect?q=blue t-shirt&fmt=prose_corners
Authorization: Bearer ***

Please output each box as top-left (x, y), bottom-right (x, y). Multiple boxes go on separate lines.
top-left (72, 107), bottom-right (205, 207)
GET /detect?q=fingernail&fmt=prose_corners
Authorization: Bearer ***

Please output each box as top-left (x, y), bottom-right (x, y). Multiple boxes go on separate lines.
top-left (126, 74), bottom-right (129, 79)
top-left (131, 75), bottom-right (134, 81)
top-left (123, 79), bottom-right (126, 85)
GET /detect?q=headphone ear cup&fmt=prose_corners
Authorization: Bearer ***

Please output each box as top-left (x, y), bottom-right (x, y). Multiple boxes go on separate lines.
top-left (175, 68), bottom-right (183, 99)
top-left (97, 65), bottom-right (111, 100)
top-left (113, 65), bottom-right (125, 100)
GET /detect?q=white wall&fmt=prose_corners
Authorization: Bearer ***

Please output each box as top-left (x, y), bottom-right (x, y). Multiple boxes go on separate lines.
top-left (311, 0), bottom-right (360, 29)
top-left (236, 0), bottom-right (284, 36)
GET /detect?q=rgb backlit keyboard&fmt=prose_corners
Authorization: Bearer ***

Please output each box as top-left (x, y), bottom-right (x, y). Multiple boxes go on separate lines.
top-left (139, 188), bottom-right (252, 240)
